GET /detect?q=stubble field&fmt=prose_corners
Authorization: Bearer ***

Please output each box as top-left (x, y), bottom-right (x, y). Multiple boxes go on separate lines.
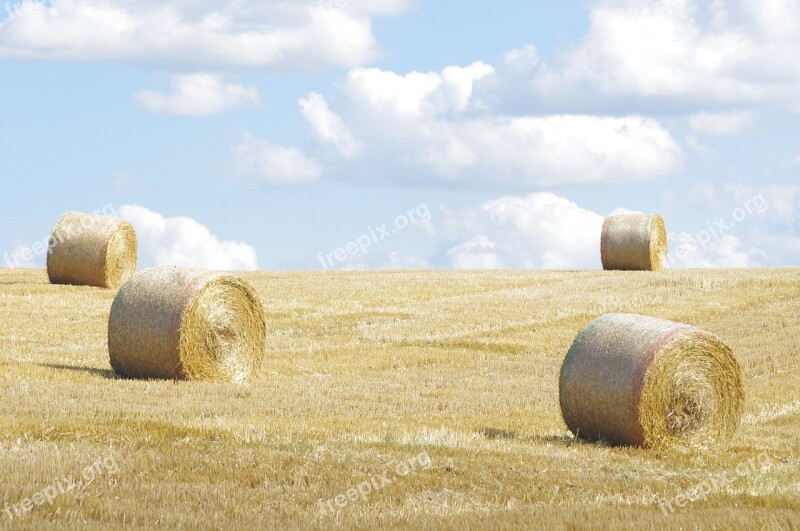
top-left (1, 268), bottom-right (798, 530)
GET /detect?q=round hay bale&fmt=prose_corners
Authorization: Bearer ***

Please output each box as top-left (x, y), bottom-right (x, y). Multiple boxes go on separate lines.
top-left (47, 211), bottom-right (138, 289)
top-left (601, 214), bottom-right (667, 271)
top-left (559, 313), bottom-right (744, 449)
top-left (108, 266), bottom-right (266, 384)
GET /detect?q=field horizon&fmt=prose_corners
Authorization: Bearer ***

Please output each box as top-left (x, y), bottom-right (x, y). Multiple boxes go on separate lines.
top-left (1, 267), bottom-right (798, 530)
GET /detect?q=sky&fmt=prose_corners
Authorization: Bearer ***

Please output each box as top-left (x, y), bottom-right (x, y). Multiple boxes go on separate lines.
top-left (1, 0), bottom-right (798, 271)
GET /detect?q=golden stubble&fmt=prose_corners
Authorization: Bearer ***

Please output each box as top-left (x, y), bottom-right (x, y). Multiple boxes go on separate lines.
top-left (1, 268), bottom-right (798, 529)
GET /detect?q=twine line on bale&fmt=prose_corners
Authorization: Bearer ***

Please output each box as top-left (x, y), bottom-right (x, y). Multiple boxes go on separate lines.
top-left (601, 214), bottom-right (667, 272)
top-left (47, 211), bottom-right (138, 289)
top-left (108, 266), bottom-right (266, 384)
top-left (559, 313), bottom-right (744, 449)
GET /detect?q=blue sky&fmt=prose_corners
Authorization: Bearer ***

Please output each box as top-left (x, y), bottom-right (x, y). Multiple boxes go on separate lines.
top-left (1, 0), bottom-right (798, 271)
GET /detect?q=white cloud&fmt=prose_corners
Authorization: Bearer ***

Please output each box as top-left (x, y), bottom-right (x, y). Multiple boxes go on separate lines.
top-left (340, 62), bottom-right (495, 119)
top-left (232, 133), bottom-right (322, 184)
top-left (724, 183), bottom-right (799, 226)
top-left (291, 65), bottom-right (682, 187)
top-left (442, 114), bottom-right (681, 186)
top-left (483, 0), bottom-right (800, 114)
top-left (118, 205), bottom-right (258, 271)
top-left (299, 92), bottom-right (363, 158)
top-left (668, 232), bottom-right (755, 268)
top-left (135, 73), bottom-right (259, 116)
top-left (665, 182), bottom-right (800, 267)
top-left (446, 236), bottom-right (501, 270)
top-left (275, 0), bottom-right (800, 189)
top-left (442, 193), bottom-right (605, 269)
top-left (0, 0), bottom-right (410, 69)
top-left (608, 207), bottom-right (644, 216)
top-left (558, 0), bottom-right (748, 99)
top-left (688, 111), bottom-right (755, 136)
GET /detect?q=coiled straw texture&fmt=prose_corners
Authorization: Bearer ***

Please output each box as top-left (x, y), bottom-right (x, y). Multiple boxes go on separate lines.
top-left (47, 211), bottom-right (137, 289)
top-left (559, 313), bottom-right (744, 449)
top-left (601, 214), bottom-right (667, 271)
top-left (108, 266), bottom-right (266, 384)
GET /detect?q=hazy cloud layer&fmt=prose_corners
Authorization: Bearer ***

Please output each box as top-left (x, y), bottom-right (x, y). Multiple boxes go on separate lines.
top-left (135, 73), bottom-right (259, 116)
top-left (231, 134), bottom-right (323, 185)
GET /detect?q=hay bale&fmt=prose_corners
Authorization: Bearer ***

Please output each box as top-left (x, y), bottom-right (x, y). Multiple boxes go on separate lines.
top-left (559, 313), bottom-right (744, 449)
top-left (601, 214), bottom-right (667, 271)
top-left (47, 211), bottom-right (138, 289)
top-left (108, 266), bottom-right (266, 383)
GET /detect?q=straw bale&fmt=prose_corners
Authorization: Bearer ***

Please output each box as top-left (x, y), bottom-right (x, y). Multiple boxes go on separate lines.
top-left (559, 313), bottom-right (744, 448)
top-left (47, 211), bottom-right (137, 289)
top-left (601, 214), bottom-right (667, 271)
top-left (108, 266), bottom-right (266, 383)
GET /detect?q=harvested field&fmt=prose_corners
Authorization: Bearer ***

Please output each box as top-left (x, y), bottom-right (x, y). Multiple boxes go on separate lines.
top-left (1, 268), bottom-right (798, 529)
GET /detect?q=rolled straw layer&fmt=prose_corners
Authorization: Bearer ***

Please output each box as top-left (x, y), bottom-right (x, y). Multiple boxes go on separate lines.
top-left (601, 214), bottom-right (667, 271)
top-left (47, 211), bottom-right (137, 289)
top-left (108, 266), bottom-right (266, 383)
top-left (559, 313), bottom-right (744, 449)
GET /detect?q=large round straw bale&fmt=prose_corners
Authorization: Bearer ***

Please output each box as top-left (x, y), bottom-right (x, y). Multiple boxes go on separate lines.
top-left (108, 266), bottom-right (266, 383)
top-left (47, 211), bottom-right (137, 289)
top-left (601, 214), bottom-right (667, 271)
top-left (559, 313), bottom-right (744, 449)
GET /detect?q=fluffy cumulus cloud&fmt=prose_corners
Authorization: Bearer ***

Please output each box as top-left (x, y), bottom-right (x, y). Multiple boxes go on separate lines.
top-left (484, 0), bottom-right (800, 114)
top-left (0, 0), bottom-right (410, 69)
top-left (282, 62), bottom-right (683, 187)
top-left (118, 205), bottom-right (258, 271)
top-left (248, 0), bottom-right (800, 189)
top-left (446, 236), bottom-right (502, 270)
top-left (233, 0), bottom-right (800, 188)
top-left (299, 92), bottom-right (363, 158)
top-left (135, 73), bottom-right (259, 116)
top-left (232, 134), bottom-right (322, 185)
top-left (667, 232), bottom-right (755, 267)
top-left (441, 193), bottom-right (606, 269)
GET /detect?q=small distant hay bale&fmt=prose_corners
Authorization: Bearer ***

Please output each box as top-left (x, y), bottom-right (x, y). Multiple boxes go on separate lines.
top-left (559, 313), bottom-right (744, 449)
top-left (108, 266), bottom-right (266, 384)
top-left (47, 211), bottom-right (137, 289)
top-left (601, 214), bottom-right (667, 271)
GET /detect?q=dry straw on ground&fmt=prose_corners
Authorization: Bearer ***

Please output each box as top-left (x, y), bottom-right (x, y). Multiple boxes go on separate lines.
top-left (601, 214), bottom-right (667, 271)
top-left (47, 211), bottom-right (138, 289)
top-left (108, 266), bottom-right (266, 383)
top-left (559, 313), bottom-right (744, 449)
top-left (2, 268), bottom-right (799, 528)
